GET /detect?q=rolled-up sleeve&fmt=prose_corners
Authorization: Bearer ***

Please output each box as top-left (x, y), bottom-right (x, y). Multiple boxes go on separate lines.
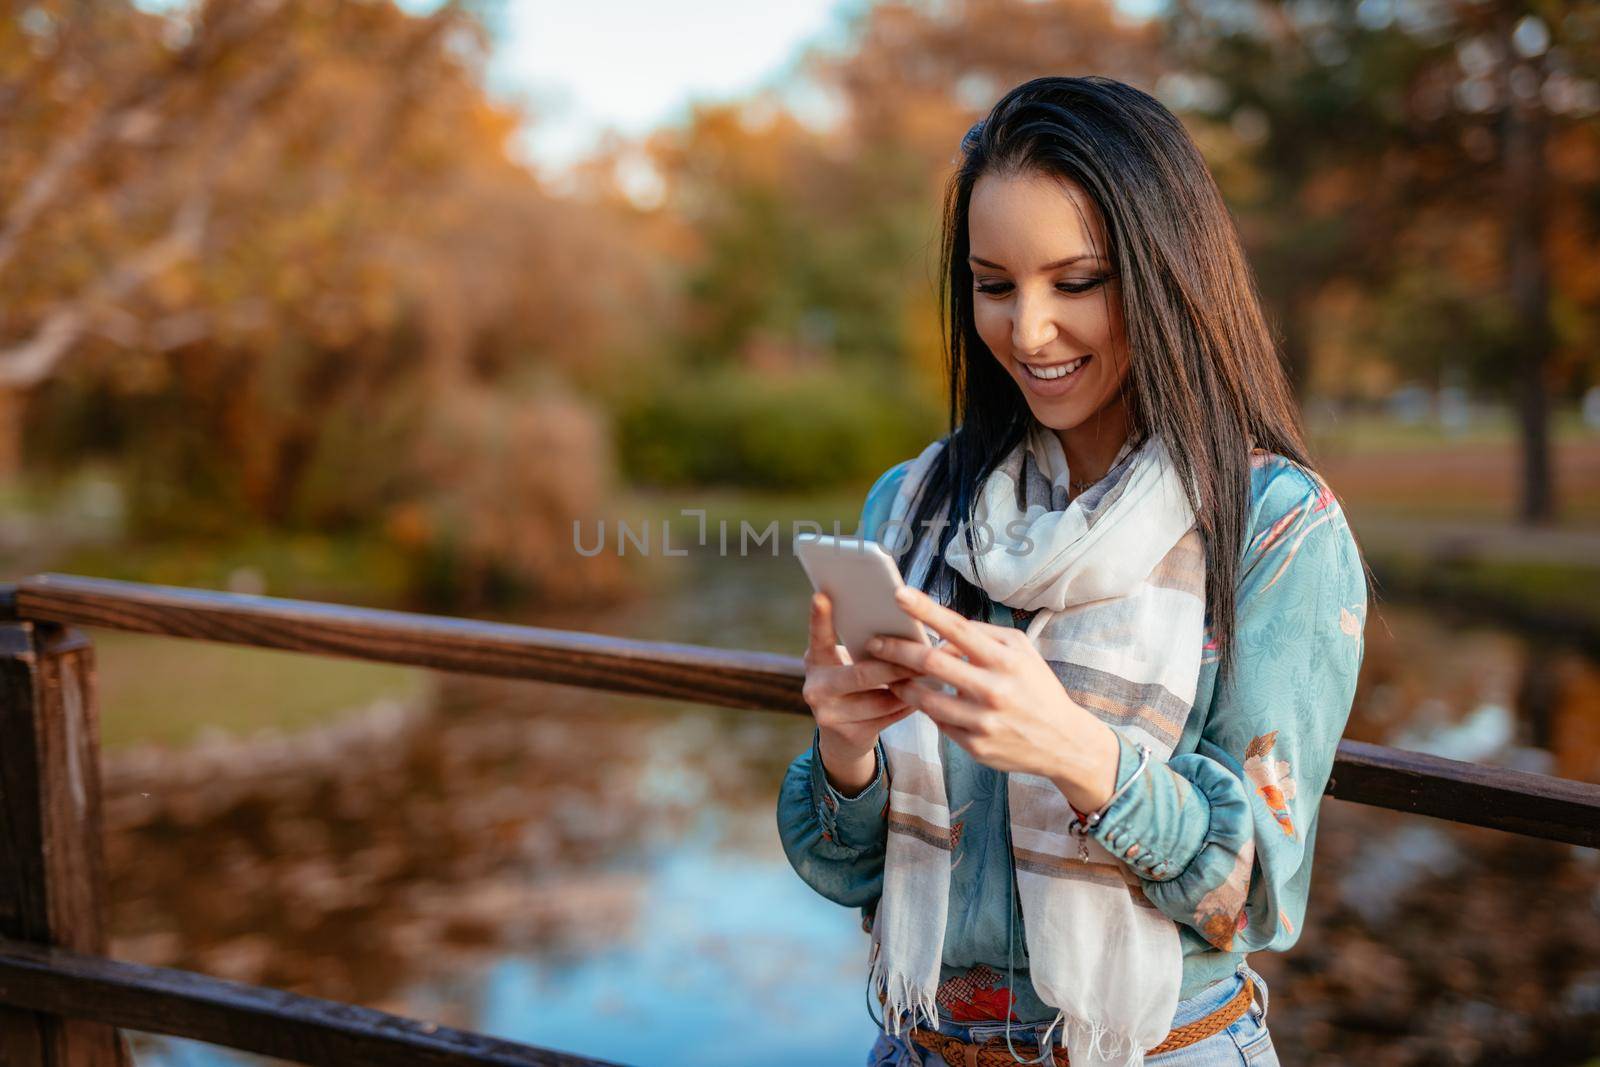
top-left (1087, 466), bottom-right (1368, 952)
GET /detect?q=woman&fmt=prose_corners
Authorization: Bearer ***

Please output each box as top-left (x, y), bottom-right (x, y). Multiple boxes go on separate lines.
top-left (776, 76), bottom-right (1368, 1066)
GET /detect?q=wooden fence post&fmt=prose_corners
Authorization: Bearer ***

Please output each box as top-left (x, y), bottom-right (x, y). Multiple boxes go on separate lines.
top-left (0, 602), bottom-right (129, 1066)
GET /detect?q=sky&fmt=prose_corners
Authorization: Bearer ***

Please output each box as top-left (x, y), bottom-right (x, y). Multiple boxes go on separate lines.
top-left (404, 0), bottom-right (1163, 181)
top-left (138, 0), bottom-right (1162, 182)
top-left (465, 0), bottom-right (865, 176)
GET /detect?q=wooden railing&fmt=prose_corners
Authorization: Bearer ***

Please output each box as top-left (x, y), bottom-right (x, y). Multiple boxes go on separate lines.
top-left (2, 572), bottom-right (1597, 1066)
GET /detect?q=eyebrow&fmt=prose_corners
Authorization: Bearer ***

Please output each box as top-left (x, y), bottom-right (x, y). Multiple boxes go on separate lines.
top-left (967, 253), bottom-right (1103, 271)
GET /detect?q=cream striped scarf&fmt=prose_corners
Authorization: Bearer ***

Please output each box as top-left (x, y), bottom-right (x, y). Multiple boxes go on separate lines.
top-left (867, 421), bottom-right (1207, 1067)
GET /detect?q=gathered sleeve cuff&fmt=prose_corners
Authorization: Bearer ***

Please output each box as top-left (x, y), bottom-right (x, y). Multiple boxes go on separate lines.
top-left (809, 728), bottom-right (890, 849)
top-left (1089, 729), bottom-right (1245, 886)
top-left (774, 729), bottom-right (890, 910)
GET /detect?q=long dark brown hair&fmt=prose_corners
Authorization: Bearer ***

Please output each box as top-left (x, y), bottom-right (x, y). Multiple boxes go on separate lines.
top-left (895, 74), bottom-right (1312, 681)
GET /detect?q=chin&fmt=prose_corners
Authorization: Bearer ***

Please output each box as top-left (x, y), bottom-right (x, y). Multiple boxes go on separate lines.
top-left (1008, 371), bottom-right (1110, 432)
top-left (1022, 402), bottom-right (1099, 433)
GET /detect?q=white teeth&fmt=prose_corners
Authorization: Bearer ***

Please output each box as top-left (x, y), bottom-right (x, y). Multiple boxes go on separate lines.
top-left (1024, 356), bottom-right (1088, 380)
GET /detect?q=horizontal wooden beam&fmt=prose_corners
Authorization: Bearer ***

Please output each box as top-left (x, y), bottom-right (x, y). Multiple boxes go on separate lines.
top-left (15, 573), bottom-right (807, 715)
top-left (1326, 738), bottom-right (1599, 847)
top-left (13, 573), bottom-right (1600, 848)
top-left (0, 936), bottom-right (622, 1067)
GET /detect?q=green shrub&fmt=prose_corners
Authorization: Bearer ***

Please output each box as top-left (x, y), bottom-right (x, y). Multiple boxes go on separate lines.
top-left (615, 366), bottom-right (942, 490)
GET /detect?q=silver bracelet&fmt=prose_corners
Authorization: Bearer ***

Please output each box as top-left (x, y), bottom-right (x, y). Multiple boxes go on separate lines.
top-left (1067, 742), bottom-right (1151, 862)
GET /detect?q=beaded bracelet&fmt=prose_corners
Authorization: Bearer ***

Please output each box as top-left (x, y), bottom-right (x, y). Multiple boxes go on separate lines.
top-left (1066, 741), bottom-right (1151, 862)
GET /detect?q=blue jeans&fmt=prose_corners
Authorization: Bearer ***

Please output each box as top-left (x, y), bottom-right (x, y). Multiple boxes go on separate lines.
top-left (867, 963), bottom-right (1279, 1066)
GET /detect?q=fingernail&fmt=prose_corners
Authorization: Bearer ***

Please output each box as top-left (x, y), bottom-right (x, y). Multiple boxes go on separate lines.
top-left (866, 637), bottom-right (883, 653)
top-left (894, 587), bottom-right (913, 602)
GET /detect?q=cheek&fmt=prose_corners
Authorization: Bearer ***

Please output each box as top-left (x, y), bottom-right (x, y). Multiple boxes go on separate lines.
top-left (972, 303), bottom-right (1008, 355)
top-left (1091, 300), bottom-right (1130, 383)
top-left (1104, 291), bottom-right (1129, 354)
top-left (1087, 299), bottom-right (1122, 353)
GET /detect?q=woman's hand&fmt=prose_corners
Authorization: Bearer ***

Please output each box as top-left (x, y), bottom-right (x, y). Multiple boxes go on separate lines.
top-left (803, 591), bottom-right (920, 795)
top-left (867, 585), bottom-right (1121, 814)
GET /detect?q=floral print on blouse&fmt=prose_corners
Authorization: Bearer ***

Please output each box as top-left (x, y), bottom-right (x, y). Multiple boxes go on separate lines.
top-left (775, 449), bottom-right (1368, 1022)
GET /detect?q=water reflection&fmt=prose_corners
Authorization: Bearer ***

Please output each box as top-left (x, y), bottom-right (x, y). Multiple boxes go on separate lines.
top-left (108, 551), bottom-right (1598, 1066)
top-left (414, 846), bottom-right (882, 1066)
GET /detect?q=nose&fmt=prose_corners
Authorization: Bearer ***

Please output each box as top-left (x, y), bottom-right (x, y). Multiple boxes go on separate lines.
top-left (1011, 288), bottom-right (1058, 355)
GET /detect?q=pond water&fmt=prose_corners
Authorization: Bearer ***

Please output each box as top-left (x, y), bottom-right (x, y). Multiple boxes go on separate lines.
top-left (104, 546), bottom-right (1599, 1066)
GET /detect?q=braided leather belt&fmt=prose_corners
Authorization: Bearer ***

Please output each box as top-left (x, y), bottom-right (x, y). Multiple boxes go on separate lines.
top-left (907, 978), bottom-right (1255, 1066)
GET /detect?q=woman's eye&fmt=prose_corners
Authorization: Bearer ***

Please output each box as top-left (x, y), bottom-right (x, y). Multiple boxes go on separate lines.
top-left (973, 277), bottom-right (1106, 296)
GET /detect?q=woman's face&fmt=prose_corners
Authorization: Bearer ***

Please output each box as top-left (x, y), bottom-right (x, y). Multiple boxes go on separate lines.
top-left (967, 169), bottom-right (1133, 437)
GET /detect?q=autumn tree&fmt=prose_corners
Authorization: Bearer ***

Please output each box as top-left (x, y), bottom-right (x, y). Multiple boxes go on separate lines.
top-left (1165, 0), bottom-right (1600, 522)
top-left (4, 0), bottom-right (657, 604)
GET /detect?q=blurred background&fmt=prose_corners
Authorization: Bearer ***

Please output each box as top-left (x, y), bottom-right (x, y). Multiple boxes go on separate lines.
top-left (2, 0), bottom-right (1598, 1064)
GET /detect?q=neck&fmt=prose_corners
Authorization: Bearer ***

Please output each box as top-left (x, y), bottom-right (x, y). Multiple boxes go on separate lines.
top-left (1055, 397), bottom-right (1133, 485)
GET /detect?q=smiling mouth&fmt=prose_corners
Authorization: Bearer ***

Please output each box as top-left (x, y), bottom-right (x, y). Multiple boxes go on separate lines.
top-left (1020, 355), bottom-right (1091, 380)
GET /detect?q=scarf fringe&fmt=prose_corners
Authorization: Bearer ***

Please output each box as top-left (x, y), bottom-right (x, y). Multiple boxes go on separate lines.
top-left (1042, 1009), bottom-right (1147, 1067)
top-left (866, 941), bottom-right (939, 1037)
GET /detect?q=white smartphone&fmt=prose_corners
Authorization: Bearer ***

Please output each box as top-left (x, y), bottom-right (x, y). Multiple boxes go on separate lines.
top-left (794, 533), bottom-right (932, 662)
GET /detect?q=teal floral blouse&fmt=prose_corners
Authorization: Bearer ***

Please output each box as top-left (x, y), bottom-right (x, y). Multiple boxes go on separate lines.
top-left (776, 449), bottom-right (1368, 1023)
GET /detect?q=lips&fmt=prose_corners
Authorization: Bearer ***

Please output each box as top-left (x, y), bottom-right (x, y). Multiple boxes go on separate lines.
top-left (1021, 355), bottom-right (1090, 380)
top-left (1016, 354), bottom-right (1092, 396)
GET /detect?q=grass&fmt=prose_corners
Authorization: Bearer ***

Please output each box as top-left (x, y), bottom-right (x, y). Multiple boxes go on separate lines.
top-left (92, 629), bottom-right (427, 751)
top-left (47, 529), bottom-right (417, 608)
top-left (7, 492), bottom-right (442, 753)
top-left (1310, 417), bottom-right (1600, 529)
top-left (1371, 552), bottom-right (1600, 618)
top-left (1306, 408), bottom-right (1596, 454)
top-left (1457, 558), bottom-right (1600, 618)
